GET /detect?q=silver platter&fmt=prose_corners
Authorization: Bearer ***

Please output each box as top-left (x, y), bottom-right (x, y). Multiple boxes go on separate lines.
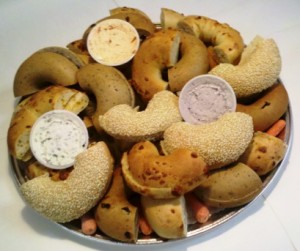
top-left (10, 80), bottom-right (292, 246)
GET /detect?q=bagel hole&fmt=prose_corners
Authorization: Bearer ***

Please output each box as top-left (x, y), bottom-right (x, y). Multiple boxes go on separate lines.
top-left (161, 67), bottom-right (169, 82)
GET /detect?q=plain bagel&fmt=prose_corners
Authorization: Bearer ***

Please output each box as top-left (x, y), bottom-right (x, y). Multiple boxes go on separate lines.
top-left (209, 35), bottom-right (281, 98)
top-left (20, 141), bottom-right (114, 223)
top-left (236, 82), bottom-right (288, 132)
top-left (131, 29), bottom-right (209, 100)
top-left (161, 112), bottom-right (254, 169)
top-left (177, 15), bottom-right (244, 64)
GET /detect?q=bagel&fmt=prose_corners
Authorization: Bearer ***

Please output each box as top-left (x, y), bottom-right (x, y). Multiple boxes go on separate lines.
top-left (95, 168), bottom-right (138, 243)
top-left (104, 12), bottom-right (155, 37)
top-left (109, 6), bottom-right (149, 18)
top-left (168, 31), bottom-right (209, 92)
top-left (141, 195), bottom-right (187, 239)
top-left (132, 29), bottom-right (180, 101)
top-left (194, 162), bottom-right (262, 208)
top-left (209, 35), bottom-right (281, 98)
top-left (7, 85), bottom-right (89, 161)
top-left (236, 83), bottom-right (288, 131)
top-left (20, 141), bottom-right (114, 223)
top-left (160, 8), bottom-right (184, 30)
top-left (36, 46), bottom-right (86, 68)
top-left (121, 141), bottom-right (207, 199)
top-left (177, 15), bottom-right (244, 64)
top-left (13, 51), bottom-right (79, 97)
top-left (239, 132), bottom-right (287, 176)
top-left (77, 63), bottom-right (135, 131)
top-left (161, 112), bottom-right (253, 169)
top-left (99, 90), bottom-right (182, 142)
top-left (132, 29), bottom-right (209, 100)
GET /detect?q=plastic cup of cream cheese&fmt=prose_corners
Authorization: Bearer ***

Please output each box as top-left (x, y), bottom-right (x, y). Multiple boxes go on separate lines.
top-left (179, 74), bottom-right (237, 124)
top-left (87, 19), bottom-right (140, 66)
top-left (29, 110), bottom-right (89, 170)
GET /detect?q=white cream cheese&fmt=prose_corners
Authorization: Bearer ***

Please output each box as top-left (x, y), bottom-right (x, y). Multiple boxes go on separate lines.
top-left (87, 19), bottom-right (140, 66)
top-left (179, 75), bottom-right (237, 124)
top-left (29, 110), bottom-right (89, 169)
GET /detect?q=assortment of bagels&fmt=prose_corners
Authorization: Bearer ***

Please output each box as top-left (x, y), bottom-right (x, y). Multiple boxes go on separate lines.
top-left (7, 6), bottom-right (289, 243)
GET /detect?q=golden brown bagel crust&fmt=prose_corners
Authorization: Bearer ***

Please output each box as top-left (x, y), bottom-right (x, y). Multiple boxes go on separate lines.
top-left (132, 29), bottom-right (210, 99)
top-left (168, 31), bottom-right (209, 92)
top-left (122, 141), bottom-right (207, 198)
top-left (20, 142), bottom-right (114, 223)
top-left (239, 132), bottom-right (287, 176)
top-left (132, 29), bottom-right (180, 101)
top-left (236, 83), bottom-right (288, 132)
top-left (177, 15), bottom-right (244, 64)
top-left (210, 36), bottom-right (281, 98)
top-left (161, 112), bottom-right (253, 169)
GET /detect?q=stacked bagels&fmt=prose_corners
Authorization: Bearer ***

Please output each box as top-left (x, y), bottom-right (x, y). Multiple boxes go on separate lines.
top-left (8, 7), bottom-right (288, 243)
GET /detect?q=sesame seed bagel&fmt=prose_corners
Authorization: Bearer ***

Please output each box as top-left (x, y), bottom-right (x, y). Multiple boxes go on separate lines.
top-left (131, 29), bottom-right (209, 100)
top-left (177, 15), bottom-right (244, 64)
top-left (209, 36), bottom-right (281, 98)
top-left (99, 90), bottom-right (182, 142)
top-left (161, 112), bottom-right (254, 169)
top-left (20, 142), bottom-right (114, 223)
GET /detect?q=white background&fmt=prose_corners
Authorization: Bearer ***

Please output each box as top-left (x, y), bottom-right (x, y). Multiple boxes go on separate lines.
top-left (1, 0), bottom-right (299, 250)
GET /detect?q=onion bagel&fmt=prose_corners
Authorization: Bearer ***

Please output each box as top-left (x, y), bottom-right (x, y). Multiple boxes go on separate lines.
top-left (132, 29), bottom-right (209, 100)
top-left (95, 168), bottom-right (138, 243)
top-left (161, 112), bottom-right (253, 169)
top-left (20, 141), bottom-right (114, 223)
top-left (122, 141), bottom-right (207, 199)
top-left (236, 83), bottom-right (288, 132)
top-left (177, 15), bottom-right (244, 64)
top-left (7, 86), bottom-right (89, 161)
top-left (14, 51), bottom-right (78, 97)
top-left (77, 63), bottom-right (135, 131)
top-left (209, 36), bottom-right (281, 98)
top-left (99, 90), bottom-right (182, 142)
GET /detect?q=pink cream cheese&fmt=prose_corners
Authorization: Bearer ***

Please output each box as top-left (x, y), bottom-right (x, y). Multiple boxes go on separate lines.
top-left (179, 75), bottom-right (237, 124)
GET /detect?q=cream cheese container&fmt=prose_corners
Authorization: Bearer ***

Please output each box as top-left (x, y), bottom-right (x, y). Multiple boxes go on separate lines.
top-left (87, 19), bottom-right (140, 66)
top-left (179, 74), bottom-right (237, 124)
top-left (29, 110), bottom-right (89, 170)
